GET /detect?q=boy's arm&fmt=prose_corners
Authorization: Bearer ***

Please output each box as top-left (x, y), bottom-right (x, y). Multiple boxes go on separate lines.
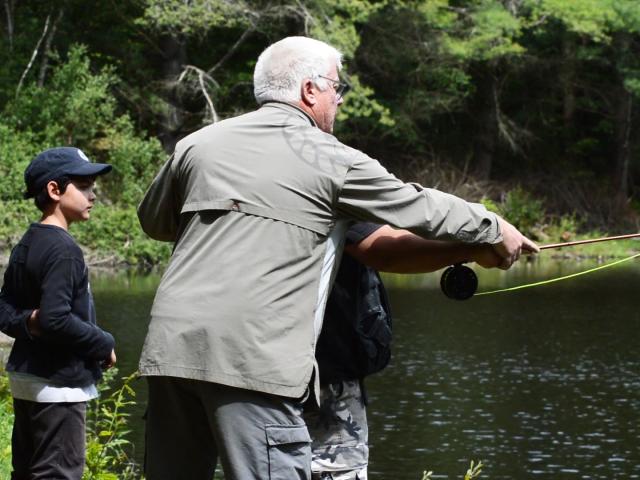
top-left (345, 225), bottom-right (503, 273)
top-left (0, 289), bottom-right (36, 340)
top-left (38, 256), bottom-right (114, 361)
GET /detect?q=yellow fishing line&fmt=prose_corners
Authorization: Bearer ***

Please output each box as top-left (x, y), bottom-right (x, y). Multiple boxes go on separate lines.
top-left (475, 252), bottom-right (640, 296)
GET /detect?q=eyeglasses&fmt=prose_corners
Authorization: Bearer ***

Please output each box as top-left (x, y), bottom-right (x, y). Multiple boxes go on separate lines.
top-left (317, 75), bottom-right (350, 99)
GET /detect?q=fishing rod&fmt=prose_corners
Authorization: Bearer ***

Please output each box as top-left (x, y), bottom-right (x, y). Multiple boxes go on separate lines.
top-left (440, 233), bottom-right (640, 300)
top-left (539, 233), bottom-right (640, 250)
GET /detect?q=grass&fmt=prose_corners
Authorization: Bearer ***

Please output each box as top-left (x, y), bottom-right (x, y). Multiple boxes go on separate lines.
top-left (0, 369), bottom-right (12, 477)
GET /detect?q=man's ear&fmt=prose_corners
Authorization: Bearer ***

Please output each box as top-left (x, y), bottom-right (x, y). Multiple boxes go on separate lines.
top-left (300, 78), bottom-right (318, 107)
top-left (46, 180), bottom-right (62, 201)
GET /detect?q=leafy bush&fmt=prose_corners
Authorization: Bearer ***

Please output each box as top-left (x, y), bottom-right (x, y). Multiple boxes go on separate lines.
top-left (73, 204), bottom-right (171, 266)
top-left (0, 125), bottom-right (44, 201)
top-left (94, 117), bottom-right (165, 206)
top-left (2, 45), bottom-right (164, 207)
top-left (0, 368), bottom-right (11, 478)
top-left (499, 187), bottom-right (545, 236)
top-left (84, 369), bottom-right (140, 480)
top-left (0, 44), bottom-right (168, 266)
top-left (0, 200), bottom-right (39, 250)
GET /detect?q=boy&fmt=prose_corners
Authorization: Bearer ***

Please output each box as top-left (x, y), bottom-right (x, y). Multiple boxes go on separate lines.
top-left (0, 147), bottom-right (116, 480)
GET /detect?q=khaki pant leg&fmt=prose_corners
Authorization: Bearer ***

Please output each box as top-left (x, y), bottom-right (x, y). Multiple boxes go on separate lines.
top-left (198, 381), bottom-right (312, 480)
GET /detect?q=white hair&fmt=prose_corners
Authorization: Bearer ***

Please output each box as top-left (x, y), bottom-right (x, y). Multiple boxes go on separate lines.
top-left (253, 36), bottom-right (343, 105)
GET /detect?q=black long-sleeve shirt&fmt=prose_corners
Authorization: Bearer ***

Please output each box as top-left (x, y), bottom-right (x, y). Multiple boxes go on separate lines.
top-left (0, 223), bottom-right (114, 387)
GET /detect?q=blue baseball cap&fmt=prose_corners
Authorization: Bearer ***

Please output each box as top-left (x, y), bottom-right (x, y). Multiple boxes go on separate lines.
top-left (24, 147), bottom-right (112, 198)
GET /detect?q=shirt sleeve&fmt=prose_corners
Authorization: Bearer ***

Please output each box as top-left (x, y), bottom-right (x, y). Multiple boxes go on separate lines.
top-left (345, 223), bottom-right (383, 246)
top-left (337, 152), bottom-right (502, 245)
top-left (0, 289), bottom-right (33, 340)
top-left (38, 255), bottom-right (114, 360)
top-left (138, 152), bottom-right (181, 242)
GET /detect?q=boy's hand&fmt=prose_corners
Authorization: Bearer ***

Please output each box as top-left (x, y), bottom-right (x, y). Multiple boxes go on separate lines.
top-left (472, 245), bottom-right (503, 269)
top-left (27, 309), bottom-right (42, 337)
top-left (103, 349), bottom-right (117, 369)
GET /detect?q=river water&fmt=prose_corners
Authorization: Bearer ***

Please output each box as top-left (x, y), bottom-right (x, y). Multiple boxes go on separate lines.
top-left (88, 258), bottom-right (639, 479)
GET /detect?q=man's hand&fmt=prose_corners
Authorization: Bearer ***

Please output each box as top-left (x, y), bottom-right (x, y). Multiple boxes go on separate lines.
top-left (103, 349), bottom-right (117, 369)
top-left (27, 309), bottom-right (41, 337)
top-left (493, 217), bottom-right (539, 269)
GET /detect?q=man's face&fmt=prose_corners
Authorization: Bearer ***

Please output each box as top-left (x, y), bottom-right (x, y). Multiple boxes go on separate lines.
top-left (315, 64), bottom-right (344, 134)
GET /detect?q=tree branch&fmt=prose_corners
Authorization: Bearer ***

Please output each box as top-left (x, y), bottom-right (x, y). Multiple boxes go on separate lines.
top-left (208, 23), bottom-right (256, 75)
top-left (38, 8), bottom-right (64, 87)
top-left (3, 0), bottom-right (14, 51)
top-left (16, 13), bottom-right (51, 97)
top-left (178, 65), bottom-right (220, 124)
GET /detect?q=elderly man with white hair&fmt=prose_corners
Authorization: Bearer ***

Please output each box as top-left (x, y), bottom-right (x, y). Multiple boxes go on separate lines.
top-left (137, 36), bottom-right (537, 480)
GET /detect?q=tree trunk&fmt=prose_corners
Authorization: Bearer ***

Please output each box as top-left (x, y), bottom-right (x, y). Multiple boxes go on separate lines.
top-left (560, 31), bottom-right (576, 152)
top-left (612, 33), bottom-right (633, 204)
top-left (3, 0), bottom-right (15, 51)
top-left (471, 67), bottom-right (498, 180)
top-left (159, 34), bottom-right (187, 153)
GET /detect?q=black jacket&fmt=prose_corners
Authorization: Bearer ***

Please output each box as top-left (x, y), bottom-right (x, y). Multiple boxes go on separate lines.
top-left (316, 223), bottom-right (392, 385)
top-left (0, 223), bottom-right (114, 387)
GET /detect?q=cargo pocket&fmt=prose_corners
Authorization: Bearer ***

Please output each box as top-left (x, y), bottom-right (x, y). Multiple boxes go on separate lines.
top-left (266, 424), bottom-right (312, 480)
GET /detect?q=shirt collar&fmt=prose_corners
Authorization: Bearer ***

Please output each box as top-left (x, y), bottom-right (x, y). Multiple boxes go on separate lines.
top-left (260, 101), bottom-right (318, 128)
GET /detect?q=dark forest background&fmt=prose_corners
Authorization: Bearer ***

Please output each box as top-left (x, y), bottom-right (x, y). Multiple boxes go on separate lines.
top-left (1, 0), bottom-right (639, 265)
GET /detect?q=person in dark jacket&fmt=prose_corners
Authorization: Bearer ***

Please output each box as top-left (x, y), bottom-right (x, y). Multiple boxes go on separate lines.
top-left (308, 223), bottom-right (502, 479)
top-left (0, 147), bottom-right (116, 480)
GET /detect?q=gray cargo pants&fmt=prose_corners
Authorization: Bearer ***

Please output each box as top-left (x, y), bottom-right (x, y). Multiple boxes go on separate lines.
top-left (144, 376), bottom-right (312, 480)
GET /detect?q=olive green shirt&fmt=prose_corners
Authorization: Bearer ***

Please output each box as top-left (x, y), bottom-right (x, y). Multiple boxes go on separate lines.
top-left (138, 102), bottom-right (502, 398)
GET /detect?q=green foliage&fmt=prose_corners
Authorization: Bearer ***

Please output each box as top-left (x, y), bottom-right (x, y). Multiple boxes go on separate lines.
top-left (0, 43), bottom-right (167, 265)
top-left (528, 0), bottom-right (615, 41)
top-left (337, 75), bottom-right (395, 127)
top-left (84, 369), bottom-right (140, 480)
top-left (0, 385), bottom-right (11, 479)
top-left (444, 2), bottom-right (525, 61)
top-left (73, 204), bottom-right (172, 266)
top-left (0, 367), bottom-right (12, 477)
top-left (0, 366), bottom-right (141, 480)
top-left (6, 46), bottom-right (117, 146)
top-left (422, 459), bottom-right (483, 480)
top-left (138, 0), bottom-right (250, 36)
top-left (0, 200), bottom-right (171, 266)
top-left (465, 460), bottom-right (483, 480)
top-left (1, 45), bottom-right (164, 206)
top-left (0, 201), bottom-right (40, 249)
top-left (544, 214), bottom-right (582, 244)
top-left (0, 126), bottom-right (42, 201)
top-left (307, 0), bottom-right (385, 59)
top-left (93, 117), bottom-right (165, 206)
top-left (497, 187), bottom-right (546, 237)
top-left (0, 0), bottom-right (638, 259)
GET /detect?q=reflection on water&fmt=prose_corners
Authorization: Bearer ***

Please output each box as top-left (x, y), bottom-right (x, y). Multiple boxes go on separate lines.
top-left (89, 259), bottom-right (640, 479)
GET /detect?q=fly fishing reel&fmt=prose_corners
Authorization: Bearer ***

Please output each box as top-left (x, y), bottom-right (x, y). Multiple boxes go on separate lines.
top-left (440, 264), bottom-right (478, 300)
